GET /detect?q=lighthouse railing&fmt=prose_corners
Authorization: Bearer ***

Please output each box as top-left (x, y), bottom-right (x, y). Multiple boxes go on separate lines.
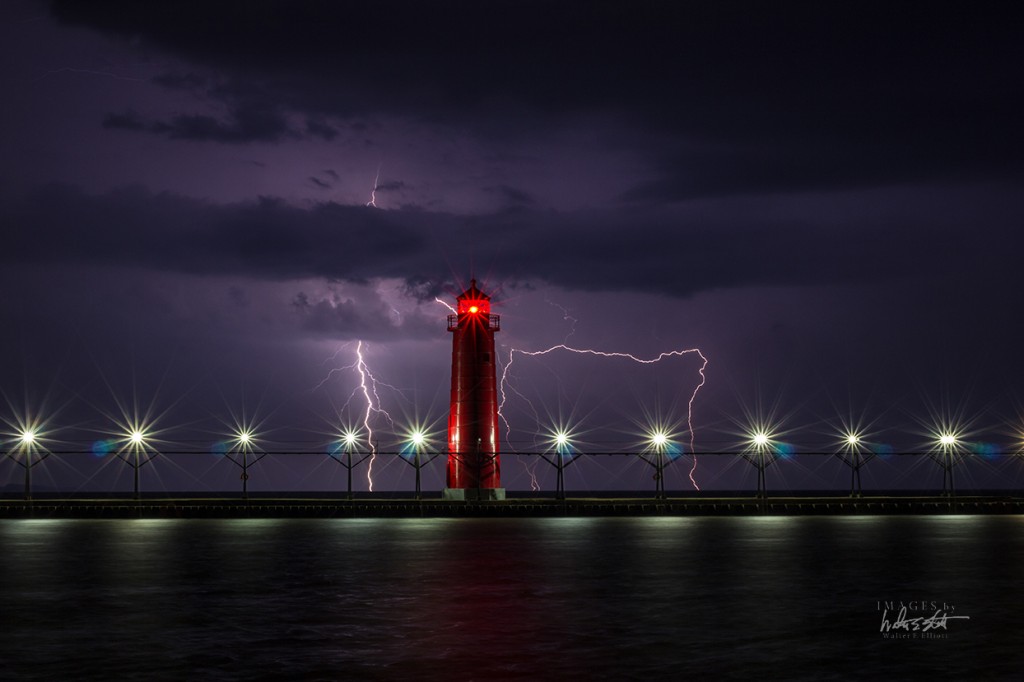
top-left (446, 313), bottom-right (501, 331)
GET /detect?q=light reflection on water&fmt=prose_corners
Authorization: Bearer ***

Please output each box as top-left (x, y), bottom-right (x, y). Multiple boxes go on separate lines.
top-left (1, 516), bottom-right (1022, 680)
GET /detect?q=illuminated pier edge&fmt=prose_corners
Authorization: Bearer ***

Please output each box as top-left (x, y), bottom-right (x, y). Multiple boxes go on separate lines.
top-left (444, 279), bottom-right (505, 501)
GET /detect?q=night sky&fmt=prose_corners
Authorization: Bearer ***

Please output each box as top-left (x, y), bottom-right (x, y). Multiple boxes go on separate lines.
top-left (2, 1), bottom-right (1022, 493)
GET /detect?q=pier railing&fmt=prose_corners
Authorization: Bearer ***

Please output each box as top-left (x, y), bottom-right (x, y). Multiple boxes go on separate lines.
top-left (1, 448), bottom-right (1018, 500)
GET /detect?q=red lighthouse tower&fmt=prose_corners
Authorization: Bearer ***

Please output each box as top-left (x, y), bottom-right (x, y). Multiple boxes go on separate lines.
top-left (444, 279), bottom-right (504, 501)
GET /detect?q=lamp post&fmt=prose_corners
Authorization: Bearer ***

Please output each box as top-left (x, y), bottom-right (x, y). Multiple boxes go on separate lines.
top-left (643, 430), bottom-right (670, 500)
top-left (554, 432), bottom-right (570, 500)
top-left (224, 430), bottom-right (265, 502)
top-left (345, 434), bottom-right (354, 499)
top-left (836, 433), bottom-right (875, 497)
top-left (399, 429), bottom-right (441, 500)
top-left (327, 431), bottom-right (374, 500)
top-left (12, 430), bottom-right (50, 501)
top-left (752, 432), bottom-right (770, 498)
top-left (115, 429), bottom-right (157, 501)
top-left (412, 431), bottom-right (426, 499)
top-left (740, 430), bottom-right (779, 505)
top-left (530, 428), bottom-right (581, 500)
top-left (937, 433), bottom-right (959, 498)
top-left (131, 430), bottom-right (142, 499)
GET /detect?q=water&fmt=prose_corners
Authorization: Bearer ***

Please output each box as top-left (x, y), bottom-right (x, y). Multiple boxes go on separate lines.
top-left (2, 516), bottom-right (1021, 680)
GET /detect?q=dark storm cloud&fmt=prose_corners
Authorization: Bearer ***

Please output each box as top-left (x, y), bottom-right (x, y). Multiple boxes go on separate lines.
top-left (145, 102), bottom-right (291, 143)
top-left (624, 126), bottom-right (1024, 203)
top-left (3, 185), bottom-right (423, 281)
top-left (101, 110), bottom-right (148, 132)
top-left (4, 183), bottom-right (1018, 299)
top-left (294, 291), bottom-right (367, 332)
top-left (484, 185), bottom-right (534, 207)
top-left (401, 277), bottom-right (448, 303)
top-left (304, 118), bottom-right (338, 141)
top-left (111, 71), bottom-right (336, 143)
top-left (52, 1), bottom-right (1024, 195)
top-left (227, 285), bottom-right (250, 307)
top-left (291, 287), bottom-right (434, 338)
top-left (103, 105), bottom-right (337, 144)
top-left (376, 181), bottom-right (407, 192)
top-left (102, 105), bottom-right (293, 143)
top-left (151, 71), bottom-right (208, 91)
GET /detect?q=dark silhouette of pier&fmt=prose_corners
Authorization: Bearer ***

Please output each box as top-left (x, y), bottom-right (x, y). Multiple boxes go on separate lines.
top-left (1, 492), bottom-right (1023, 518)
top-left (3, 448), bottom-right (1020, 517)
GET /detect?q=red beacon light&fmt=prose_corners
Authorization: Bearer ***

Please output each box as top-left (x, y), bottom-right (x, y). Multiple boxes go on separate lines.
top-left (457, 296), bottom-right (490, 315)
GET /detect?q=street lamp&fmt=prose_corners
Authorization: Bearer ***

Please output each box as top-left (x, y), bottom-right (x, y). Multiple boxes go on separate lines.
top-left (224, 428), bottom-right (265, 501)
top-left (743, 427), bottom-right (778, 499)
top-left (645, 428), bottom-right (672, 499)
top-left (11, 428), bottom-right (49, 501)
top-left (551, 429), bottom-right (576, 500)
top-left (327, 429), bottom-right (372, 500)
top-left (408, 429), bottom-right (427, 499)
top-left (835, 431), bottom-right (874, 497)
top-left (115, 425), bottom-right (156, 501)
top-left (936, 431), bottom-right (960, 497)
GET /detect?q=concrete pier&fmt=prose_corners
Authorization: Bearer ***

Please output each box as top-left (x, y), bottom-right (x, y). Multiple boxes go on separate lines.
top-left (1, 494), bottom-right (1022, 518)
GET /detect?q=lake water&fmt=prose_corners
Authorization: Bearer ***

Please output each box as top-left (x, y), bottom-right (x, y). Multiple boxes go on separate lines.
top-left (2, 516), bottom-right (1021, 680)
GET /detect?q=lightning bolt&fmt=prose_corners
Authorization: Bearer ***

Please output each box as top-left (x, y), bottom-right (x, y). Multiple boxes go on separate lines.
top-left (434, 297), bottom-right (457, 314)
top-left (546, 299), bottom-right (579, 342)
top-left (499, 344), bottom-right (708, 490)
top-left (524, 459), bottom-right (541, 491)
top-left (503, 300), bottom-right (579, 489)
top-left (312, 343), bottom-right (356, 391)
top-left (353, 342), bottom-right (379, 489)
top-left (366, 165), bottom-right (381, 207)
top-left (314, 340), bottom-right (397, 492)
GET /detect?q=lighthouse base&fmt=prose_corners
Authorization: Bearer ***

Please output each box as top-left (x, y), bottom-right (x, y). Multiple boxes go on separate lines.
top-left (442, 487), bottom-right (506, 502)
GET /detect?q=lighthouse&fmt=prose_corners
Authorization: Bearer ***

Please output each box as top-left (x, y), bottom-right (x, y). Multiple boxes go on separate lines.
top-left (444, 279), bottom-right (504, 501)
